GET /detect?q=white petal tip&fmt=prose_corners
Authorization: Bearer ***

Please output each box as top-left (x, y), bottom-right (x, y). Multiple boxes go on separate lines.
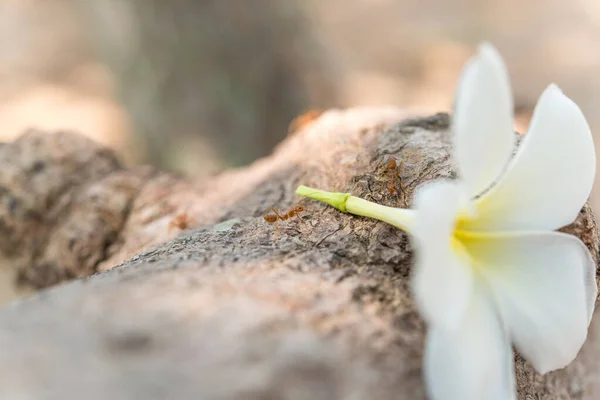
top-left (544, 83), bottom-right (563, 95)
top-left (477, 42), bottom-right (500, 58)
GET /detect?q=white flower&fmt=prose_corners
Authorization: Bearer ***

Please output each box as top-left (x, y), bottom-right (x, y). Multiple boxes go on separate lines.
top-left (296, 43), bottom-right (597, 400)
top-left (412, 43), bottom-right (597, 400)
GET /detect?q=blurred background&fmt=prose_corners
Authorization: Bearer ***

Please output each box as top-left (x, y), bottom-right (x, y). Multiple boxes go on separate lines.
top-left (1, 0), bottom-right (600, 204)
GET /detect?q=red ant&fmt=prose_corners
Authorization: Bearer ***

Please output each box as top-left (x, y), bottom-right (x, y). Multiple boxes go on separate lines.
top-left (168, 211), bottom-right (196, 233)
top-left (288, 110), bottom-right (323, 135)
top-left (263, 206), bottom-right (305, 236)
top-left (263, 206), bottom-right (305, 224)
top-left (379, 157), bottom-right (405, 197)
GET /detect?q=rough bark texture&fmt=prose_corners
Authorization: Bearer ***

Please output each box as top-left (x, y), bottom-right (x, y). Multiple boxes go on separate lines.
top-left (0, 108), bottom-right (598, 399)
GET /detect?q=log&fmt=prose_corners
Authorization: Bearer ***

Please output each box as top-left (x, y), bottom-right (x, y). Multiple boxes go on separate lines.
top-left (0, 108), bottom-right (598, 399)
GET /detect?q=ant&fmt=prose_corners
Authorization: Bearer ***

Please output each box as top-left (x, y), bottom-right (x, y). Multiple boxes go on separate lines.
top-left (288, 110), bottom-right (323, 135)
top-left (168, 211), bottom-right (196, 233)
top-left (379, 157), bottom-right (405, 197)
top-left (263, 206), bottom-right (305, 235)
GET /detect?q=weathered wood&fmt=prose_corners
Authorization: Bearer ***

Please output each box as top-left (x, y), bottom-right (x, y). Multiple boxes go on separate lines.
top-left (0, 108), bottom-right (598, 399)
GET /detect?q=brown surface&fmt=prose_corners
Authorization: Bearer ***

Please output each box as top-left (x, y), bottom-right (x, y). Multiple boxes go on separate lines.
top-left (0, 108), bottom-right (598, 399)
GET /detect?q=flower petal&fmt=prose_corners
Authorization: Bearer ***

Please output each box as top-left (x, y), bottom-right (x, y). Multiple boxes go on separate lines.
top-left (452, 42), bottom-right (515, 198)
top-left (466, 84), bottom-right (596, 231)
top-left (461, 230), bottom-right (595, 373)
top-left (412, 181), bottom-right (474, 330)
top-left (424, 284), bottom-right (516, 400)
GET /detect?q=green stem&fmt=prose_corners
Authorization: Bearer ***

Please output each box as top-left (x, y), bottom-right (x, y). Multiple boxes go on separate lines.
top-left (296, 185), bottom-right (415, 233)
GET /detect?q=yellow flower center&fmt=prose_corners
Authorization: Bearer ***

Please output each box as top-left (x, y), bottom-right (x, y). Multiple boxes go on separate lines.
top-left (451, 210), bottom-right (487, 271)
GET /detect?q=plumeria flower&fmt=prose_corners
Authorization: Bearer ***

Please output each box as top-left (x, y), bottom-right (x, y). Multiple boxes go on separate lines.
top-left (296, 43), bottom-right (597, 400)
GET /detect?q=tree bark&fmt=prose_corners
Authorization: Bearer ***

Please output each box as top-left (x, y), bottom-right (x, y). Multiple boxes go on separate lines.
top-left (0, 109), bottom-right (598, 399)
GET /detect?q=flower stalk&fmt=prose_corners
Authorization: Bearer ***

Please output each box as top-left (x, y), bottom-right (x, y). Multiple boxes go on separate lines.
top-left (296, 185), bottom-right (415, 232)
